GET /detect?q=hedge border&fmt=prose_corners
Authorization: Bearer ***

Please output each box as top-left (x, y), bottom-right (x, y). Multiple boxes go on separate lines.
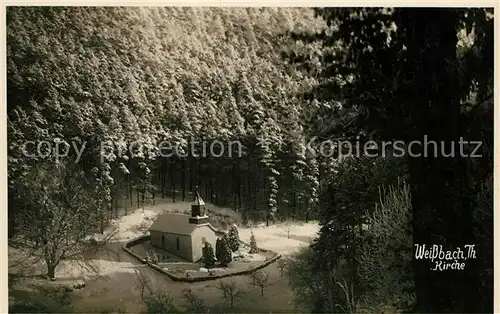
top-left (122, 233), bottom-right (281, 282)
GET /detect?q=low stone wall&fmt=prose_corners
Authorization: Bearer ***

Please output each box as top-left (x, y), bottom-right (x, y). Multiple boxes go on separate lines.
top-left (122, 233), bottom-right (282, 282)
top-left (122, 234), bottom-right (150, 264)
top-left (164, 252), bottom-right (281, 282)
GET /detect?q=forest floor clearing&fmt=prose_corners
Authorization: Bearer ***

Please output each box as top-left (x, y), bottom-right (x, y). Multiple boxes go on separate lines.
top-left (239, 222), bottom-right (320, 256)
top-left (9, 199), bottom-right (318, 312)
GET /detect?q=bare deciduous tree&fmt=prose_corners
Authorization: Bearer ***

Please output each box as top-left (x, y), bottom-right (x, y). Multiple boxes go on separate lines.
top-left (134, 268), bottom-right (153, 300)
top-left (12, 162), bottom-right (112, 280)
top-left (335, 278), bottom-right (357, 313)
top-left (248, 270), bottom-right (270, 296)
top-left (276, 259), bottom-right (287, 277)
top-left (144, 288), bottom-right (177, 313)
top-left (283, 217), bottom-right (295, 239)
top-left (134, 270), bottom-right (178, 313)
top-left (217, 280), bottom-right (243, 309)
top-left (182, 288), bottom-right (206, 313)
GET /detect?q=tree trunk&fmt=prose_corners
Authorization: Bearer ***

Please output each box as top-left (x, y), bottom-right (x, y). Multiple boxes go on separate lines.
top-left (161, 158), bottom-right (165, 198)
top-left (172, 180), bottom-right (176, 203)
top-left (136, 183), bottom-right (140, 209)
top-left (141, 183), bottom-right (145, 210)
top-left (189, 153), bottom-right (193, 193)
top-left (197, 158), bottom-right (202, 189)
top-left (210, 177), bottom-right (214, 203)
top-left (247, 155), bottom-right (252, 213)
top-left (113, 166), bottom-right (118, 218)
top-left (128, 175), bottom-right (132, 207)
top-left (204, 178), bottom-right (209, 201)
top-left (47, 262), bottom-right (57, 280)
top-left (397, 9), bottom-right (482, 313)
top-left (253, 165), bottom-right (258, 212)
top-left (233, 163), bottom-right (237, 210)
top-left (182, 158), bottom-right (186, 201)
top-left (100, 210), bottom-right (105, 233)
top-left (305, 202), bottom-right (309, 223)
top-left (114, 188), bottom-right (119, 218)
top-left (236, 162), bottom-right (241, 210)
top-left (170, 158), bottom-right (175, 202)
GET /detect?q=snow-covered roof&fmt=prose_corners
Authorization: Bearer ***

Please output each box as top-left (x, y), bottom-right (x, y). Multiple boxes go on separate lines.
top-left (149, 213), bottom-right (197, 235)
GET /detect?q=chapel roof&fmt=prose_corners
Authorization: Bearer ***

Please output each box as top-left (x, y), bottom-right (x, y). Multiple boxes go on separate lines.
top-left (149, 213), bottom-right (198, 235)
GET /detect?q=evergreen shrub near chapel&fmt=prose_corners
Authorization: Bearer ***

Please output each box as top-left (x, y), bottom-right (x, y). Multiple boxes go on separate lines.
top-left (227, 224), bottom-right (240, 252)
top-left (216, 235), bottom-right (233, 267)
top-left (202, 242), bottom-right (216, 269)
top-left (249, 231), bottom-right (258, 254)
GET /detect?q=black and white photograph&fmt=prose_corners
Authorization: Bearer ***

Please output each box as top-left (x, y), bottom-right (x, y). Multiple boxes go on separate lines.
top-left (5, 5), bottom-right (495, 313)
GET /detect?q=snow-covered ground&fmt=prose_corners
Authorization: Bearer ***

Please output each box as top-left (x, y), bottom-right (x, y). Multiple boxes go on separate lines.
top-left (51, 259), bottom-right (138, 279)
top-left (232, 243), bottom-right (267, 262)
top-left (105, 205), bottom-right (320, 257)
top-left (9, 206), bottom-right (164, 280)
top-left (10, 203), bottom-right (319, 280)
top-left (8, 246), bottom-right (138, 280)
top-left (107, 208), bottom-right (159, 242)
top-left (238, 223), bottom-right (320, 256)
